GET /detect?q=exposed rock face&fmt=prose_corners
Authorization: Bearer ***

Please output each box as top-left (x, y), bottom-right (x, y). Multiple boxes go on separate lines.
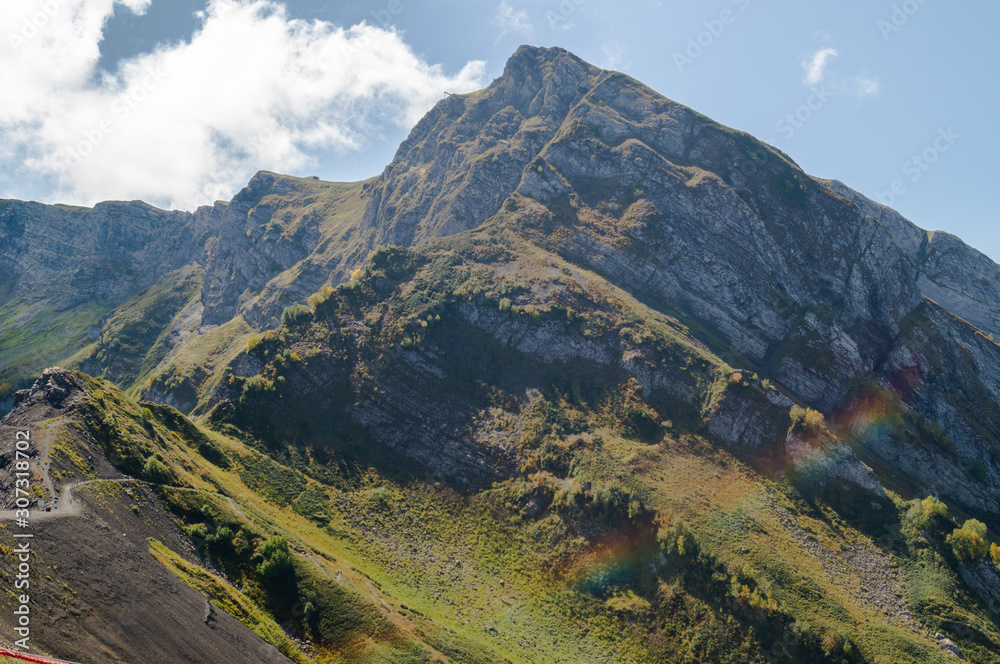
top-left (829, 180), bottom-right (1000, 337)
top-left (0, 198), bottom-right (224, 395)
top-left (875, 302), bottom-right (1000, 512)
top-left (0, 172), bottom-right (374, 403)
top-left (361, 46), bottom-right (606, 247)
top-left (0, 198), bottom-right (222, 310)
top-left (202, 172), bottom-right (325, 325)
top-left (359, 46), bottom-right (924, 409)
top-left (344, 45), bottom-right (1000, 514)
top-left (958, 559), bottom-right (1000, 625)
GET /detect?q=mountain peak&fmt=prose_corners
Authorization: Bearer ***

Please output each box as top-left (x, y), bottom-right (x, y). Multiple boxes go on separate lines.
top-left (499, 44), bottom-right (581, 79)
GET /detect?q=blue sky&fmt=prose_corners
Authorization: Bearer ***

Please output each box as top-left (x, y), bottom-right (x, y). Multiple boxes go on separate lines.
top-left (1, 0), bottom-right (997, 261)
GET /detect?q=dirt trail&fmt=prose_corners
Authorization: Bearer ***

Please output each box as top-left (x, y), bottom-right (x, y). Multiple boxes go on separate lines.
top-left (225, 496), bottom-right (251, 523)
top-left (0, 414), bottom-right (139, 522)
top-left (0, 478), bottom-right (136, 522)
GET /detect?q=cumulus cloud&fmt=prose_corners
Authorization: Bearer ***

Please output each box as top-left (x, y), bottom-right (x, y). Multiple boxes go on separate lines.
top-left (494, 1), bottom-right (533, 44)
top-left (0, 0), bottom-right (486, 209)
top-left (802, 47), bottom-right (838, 86)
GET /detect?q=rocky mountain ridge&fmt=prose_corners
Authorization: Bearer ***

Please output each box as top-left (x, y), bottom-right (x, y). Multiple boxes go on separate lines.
top-left (1, 45), bottom-right (999, 664)
top-left (2, 47), bottom-right (999, 518)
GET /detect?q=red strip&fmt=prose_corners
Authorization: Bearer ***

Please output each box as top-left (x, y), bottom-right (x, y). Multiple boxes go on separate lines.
top-left (0, 649), bottom-right (81, 664)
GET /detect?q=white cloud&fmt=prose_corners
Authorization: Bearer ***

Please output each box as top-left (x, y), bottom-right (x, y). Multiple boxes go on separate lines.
top-left (854, 75), bottom-right (881, 98)
top-left (494, 1), bottom-right (533, 44)
top-left (802, 47), bottom-right (838, 86)
top-left (0, 0), bottom-right (486, 209)
top-left (601, 40), bottom-right (626, 71)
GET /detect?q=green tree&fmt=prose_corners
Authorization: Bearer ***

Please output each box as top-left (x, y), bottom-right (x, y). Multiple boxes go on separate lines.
top-left (307, 284), bottom-right (335, 309)
top-left (913, 496), bottom-right (949, 529)
top-left (281, 303), bottom-right (312, 327)
top-left (207, 526), bottom-right (236, 561)
top-left (658, 520), bottom-right (698, 560)
top-left (948, 519), bottom-right (989, 562)
top-left (257, 536), bottom-right (294, 584)
top-left (922, 496), bottom-right (948, 520)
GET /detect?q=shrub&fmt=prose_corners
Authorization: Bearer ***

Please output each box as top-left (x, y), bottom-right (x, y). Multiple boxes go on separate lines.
top-left (186, 522), bottom-right (209, 542)
top-left (368, 487), bottom-right (391, 511)
top-left (257, 536), bottom-right (294, 584)
top-left (207, 526), bottom-right (236, 561)
top-left (499, 297), bottom-right (512, 312)
top-left (143, 457), bottom-right (177, 485)
top-left (246, 334), bottom-right (264, 353)
top-left (350, 267), bottom-right (364, 282)
top-left (605, 590), bottom-right (652, 615)
top-left (748, 589), bottom-right (780, 617)
top-left (948, 519), bottom-right (989, 562)
top-left (243, 376), bottom-right (276, 395)
top-left (307, 284), bottom-right (334, 309)
top-left (991, 542), bottom-right (1000, 567)
top-left (821, 631), bottom-right (853, 657)
top-left (658, 520), bottom-right (698, 560)
top-left (913, 496), bottom-right (948, 529)
top-left (789, 405), bottom-right (825, 432)
top-left (0, 382), bottom-right (12, 397)
top-left (281, 303), bottom-right (312, 327)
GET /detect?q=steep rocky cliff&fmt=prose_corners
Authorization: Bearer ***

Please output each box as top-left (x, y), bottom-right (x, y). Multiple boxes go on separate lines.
top-left (0, 198), bottom-right (224, 403)
top-left (344, 46), bottom-right (1000, 516)
top-left (0, 173), bottom-right (374, 405)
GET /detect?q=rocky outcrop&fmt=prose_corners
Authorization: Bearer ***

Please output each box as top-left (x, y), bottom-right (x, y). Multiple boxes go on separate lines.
top-left (361, 46), bottom-right (607, 247)
top-left (199, 171), bottom-right (373, 328)
top-left (959, 559), bottom-right (1000, 620)
top-left (874, 301), bottom-right (1000, 512)
top-left (358, 47), bottom-right (924, 410)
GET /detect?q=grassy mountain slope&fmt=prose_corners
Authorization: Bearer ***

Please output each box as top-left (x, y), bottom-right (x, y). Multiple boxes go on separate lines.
top-left (4, 278), bottom-right (1000, 663)
top-left (187, 222), bottom-right (999, 662)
